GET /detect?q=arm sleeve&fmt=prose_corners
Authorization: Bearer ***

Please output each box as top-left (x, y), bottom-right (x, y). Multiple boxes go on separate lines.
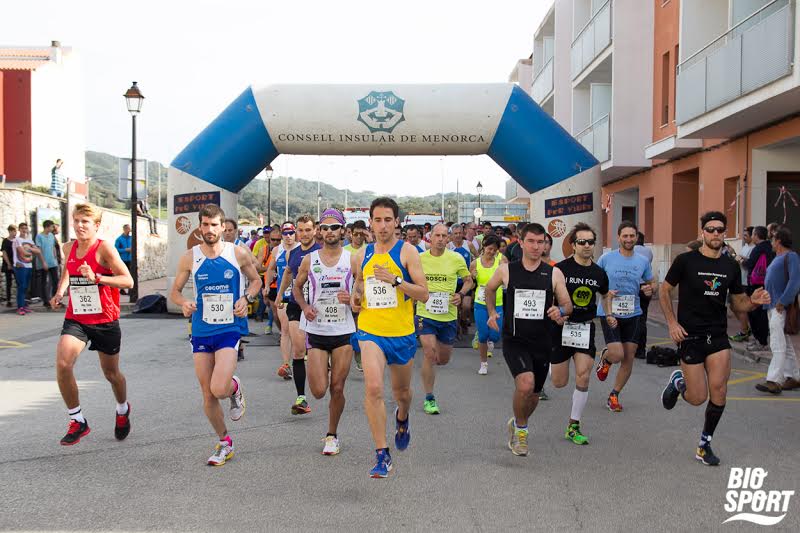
top-left (664, 253), bottom-right (686, 287)
top-left (780, 253), bottom-right (800, 306)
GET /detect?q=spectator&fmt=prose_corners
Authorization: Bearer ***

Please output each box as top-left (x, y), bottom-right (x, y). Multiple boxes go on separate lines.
top-left (12, 222), bottom-right (43, 315)
top-left (115, 224), bottom-right (132, 295)
top-left (768, 222), bottom-right (779, 241)
top-left (35, 220), bottom-right (60, 308)
top-left (2, 224), bottom-right (17, 307)
top-left (731, 226), bottom-right (755, 342)
top-left (755, 226), bottom-right (800, 394)
top-left (136, 200), bottom-right (158, 235)
top-left (744, 226), bottom-right (773, 352)
top-left (51, 223), bottom-right (63, 266)
top-left (50, 159), bottom-right (66, 198)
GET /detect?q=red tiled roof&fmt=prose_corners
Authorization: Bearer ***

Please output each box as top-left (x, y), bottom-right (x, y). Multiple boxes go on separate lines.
top-left (0, 48), bottom-right (52, 71)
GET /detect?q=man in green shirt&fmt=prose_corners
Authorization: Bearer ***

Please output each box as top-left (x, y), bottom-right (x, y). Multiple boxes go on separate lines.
top-left (417, 224), bottom-right (473, 414)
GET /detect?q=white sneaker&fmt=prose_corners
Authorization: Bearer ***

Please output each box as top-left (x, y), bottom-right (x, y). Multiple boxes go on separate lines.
top-left (230, 376), bottom-right (246, 421)
top-left (478, 362), bottom-right (488, 375)
top-left (322, 435), bottom-right (340, 455)
top-left (207, 439), bottom-right (234, 466)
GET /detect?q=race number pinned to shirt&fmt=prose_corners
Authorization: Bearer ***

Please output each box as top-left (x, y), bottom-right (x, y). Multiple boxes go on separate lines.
top-left (70, 284), bottom-right (101, 315)
top-left (476, 286), bottom-right (486, 303)
top-left (365, 276), bottom-right (397, 309)
top-left (562, 321), bottom-right (590, 349)
top-left (514, 289), bottom-right (546, 320)
top-left (612, 294), bottom-right (635, 316)
top-left (202, 293), bottom-right (234, 324)
top-left (316, 301), bottom-right (346, 323)
top-left (425, 292), bottom-right (450, 315)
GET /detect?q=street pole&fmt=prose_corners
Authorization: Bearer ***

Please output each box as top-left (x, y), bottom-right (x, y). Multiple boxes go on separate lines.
top-left (157, 165), bottom-right (162, 220)
top-left (129, 114), bottom-right (139, 303)
top-left (267, 176), bottom-right (272, 227)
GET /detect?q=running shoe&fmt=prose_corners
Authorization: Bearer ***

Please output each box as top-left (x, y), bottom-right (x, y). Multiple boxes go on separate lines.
top-left (596, 348), bottom-right (611, 381)
top-left (565, 422), bottom-right (588, 445)
top-left (369, 449), bottom-right (393, 478)
top-left (291, 395), bottom-right (310, 415)
top-left (60, 419), bottom-right (90, 446)
top-left (264, 324), bottom-right (273, 335)
top-left (17, 308), bottom-right (25, 316)
top-left (472, 332), bottom-right (479, 350)
top-left (487, 341), bottom-right (494, 358)
top-left (208, 437), bottom-right (234, 466)
top-left (230, 376), bottom-right (246, 421)
top-left (322, 435), bottom-right (340, 456)
top-left (745, 339), bottom-right (770, 352)
top-left (539, 389), bottom-right (549, 401)
top-left (423, 398), bottom-right (440, 415)
top-left (22, 306), bottom-right (33, 313)
top-left (507, 417), bottom-right (528, 456)
top-left (695, 444), bottom-right (720, 466)
top-left (394, 407), bottom-right (411, 451)
top-left (661, 369), bottom-right (683, 410)
top-left (729, 330), bottom-right (750, 342)
top-left (277, 363), bottom-right (292, 380)
top-left (114, 403), bottom-right (131, 440)
top-left (607, 393), bottom-right (622, 412)
top-left (478, 362), bottom-right (488, 375)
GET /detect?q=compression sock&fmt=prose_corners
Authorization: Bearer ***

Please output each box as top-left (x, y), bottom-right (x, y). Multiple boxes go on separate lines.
top-left (570, 387), bottom-right (589, 423)
top-left (702, 401), bottom-right (725, 439)
top-left (292, 358), bottom-right (306, 396)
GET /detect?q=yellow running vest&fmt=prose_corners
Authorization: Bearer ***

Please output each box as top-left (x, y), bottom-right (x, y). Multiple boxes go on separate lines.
top-left (358, 240), bottom-right (415, 337)
top-left (475, 253), bottom-right (503, 306)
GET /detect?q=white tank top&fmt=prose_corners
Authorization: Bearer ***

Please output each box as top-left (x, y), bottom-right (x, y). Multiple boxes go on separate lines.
top-left (301, 249), bottom-right (356, 336)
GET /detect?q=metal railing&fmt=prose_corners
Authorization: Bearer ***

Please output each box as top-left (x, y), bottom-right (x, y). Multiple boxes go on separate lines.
top-left (575, 113), bottom-right (611, 163)
top-left (532, 57), bottom-right (554, 104)
top-left (571, 0), bottom-right (613, 79)
top-left (676, 0), bottom-right (794, 123)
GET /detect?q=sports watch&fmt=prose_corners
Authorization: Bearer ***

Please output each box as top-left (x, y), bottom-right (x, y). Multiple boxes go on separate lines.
top-left (392, 276), bottom-right (403, 287)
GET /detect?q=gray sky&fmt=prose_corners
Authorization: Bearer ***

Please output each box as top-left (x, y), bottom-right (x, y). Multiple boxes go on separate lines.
top-left (6, 0), bottom-right (549, 198)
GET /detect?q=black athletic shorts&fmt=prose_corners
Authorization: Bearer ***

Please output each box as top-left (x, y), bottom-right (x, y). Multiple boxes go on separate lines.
top-left (551, 321), bottom-right (597, 364)
top-left (502, 336), bottom-right (550, 392)
top-left (267, 288), bottom-right (277, 301)
top-left (307, 333), bottom-right (353, 352)
top-left (61, 319), bottom-right (122, 355)
top-left (600, 315), bottom-right (642, 345)
top-left (677, 334), bottom-right (731, 365)
top-left (286, 301), bottom-right (302, 322)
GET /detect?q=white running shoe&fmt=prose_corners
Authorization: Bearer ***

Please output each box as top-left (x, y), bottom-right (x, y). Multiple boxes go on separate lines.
top-left (207, 439), bottom-right (234, 466)
top-left (230, 376), bottom-right (246, 421)
top-left (478, 362), bottom-right (488, 375)
top-left (322, 435), bottom-right (340, 456)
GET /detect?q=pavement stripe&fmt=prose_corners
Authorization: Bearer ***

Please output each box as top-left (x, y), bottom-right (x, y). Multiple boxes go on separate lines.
top-left (727, 373), bottom-right (767, 386)
top-left (0, 338), bottom-right (29, 349)
top-left (727, 396), bottom-right (800, 402)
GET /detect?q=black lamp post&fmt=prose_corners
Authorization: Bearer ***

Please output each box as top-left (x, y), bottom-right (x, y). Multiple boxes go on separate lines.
top-left (476, 181), bottom-right (483, 224)
top-left (124, 81), bottom-right (144, 303)
top-left (265, 165), bottom-right (274, 227)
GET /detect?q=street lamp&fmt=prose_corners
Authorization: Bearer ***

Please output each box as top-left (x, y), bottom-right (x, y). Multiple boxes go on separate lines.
top-left (476, 181), bottom-right (483, 224)
top-left (124, 81), bottom-right (144, 303)
top-left (265, 165), bottom-right (274, 227)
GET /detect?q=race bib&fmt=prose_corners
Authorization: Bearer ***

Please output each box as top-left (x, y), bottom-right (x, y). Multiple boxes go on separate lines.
top-left (612, 294), bottom-right (635, 316)
top-left (425, 292), bottom-right (450, 315)
top-left (476, 286), bottom-right (486, 302)
top-left (514, 289), bottom-right (546, 320)
top-left (316, 301), bottom-right (346, 323)
top-left (70, 284), bottom-right (101, 315)
top-left (202, 293), bottom-right (234, 324)
top-left (365, 276), bottom-right (397, 309)
top-left (562, 321), bottom-right (590, 349)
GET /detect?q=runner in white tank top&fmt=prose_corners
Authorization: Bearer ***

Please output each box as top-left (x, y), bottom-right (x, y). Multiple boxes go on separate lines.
top-left (292, 209), bottom-right (357, 456)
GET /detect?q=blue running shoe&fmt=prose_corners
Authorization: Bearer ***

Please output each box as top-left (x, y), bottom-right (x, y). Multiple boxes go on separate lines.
top-left (369, 449), bottom-right (393, 478)
top-left (661, 369), bottom-right (683, 410)
top-left (394, 407), bottom-right (410, 451)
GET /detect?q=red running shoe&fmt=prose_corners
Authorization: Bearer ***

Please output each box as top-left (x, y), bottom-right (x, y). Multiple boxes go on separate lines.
top-left (607, 393), bottom-right (623, 412)
top-left (596, 348), bottom-right (611, 382)
top-left (115, 403), bottom-right (131, 440)
top-left (60, 419), bottom-right (90, 446)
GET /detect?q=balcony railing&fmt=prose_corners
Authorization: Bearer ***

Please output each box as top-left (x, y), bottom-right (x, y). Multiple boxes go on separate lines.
top-left (676, 0), bottom-right (795, 124)
top-left (532, 57), bottom-right (554, 104)
top-left (576, 113), bottom-right (610, 163)
top-left (571, 0), bottom-right (612, 79)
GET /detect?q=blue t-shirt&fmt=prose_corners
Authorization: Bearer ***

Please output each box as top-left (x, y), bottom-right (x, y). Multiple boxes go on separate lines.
top-left (764, 251), bottom-right (800, 310)
top-left (35, 232), bottom-right (58, 269)
top-left (115, 234), bottom-right (132, 262)
top-left (597, 250), bottom-right (653, 318)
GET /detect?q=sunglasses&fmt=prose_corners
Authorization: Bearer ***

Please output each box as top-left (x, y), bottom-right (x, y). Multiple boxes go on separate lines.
top-left (575, 239), bottom-right (596, 246)
top-left (703, 226), bottom-right (726, 234)
top-left (282, 231), bottom-right (295, 236)
top-left (319, 224), bottom-right (343, 232)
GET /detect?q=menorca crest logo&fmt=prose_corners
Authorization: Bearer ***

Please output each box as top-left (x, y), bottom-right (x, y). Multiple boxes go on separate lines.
top-left (357, 91), bottom-right (405, 133)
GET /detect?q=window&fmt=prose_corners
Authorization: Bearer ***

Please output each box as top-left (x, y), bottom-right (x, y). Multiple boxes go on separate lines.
top-left (661, 51), bottom-right (670, 125)
top-left (724, 177), bottom-right (740, 236)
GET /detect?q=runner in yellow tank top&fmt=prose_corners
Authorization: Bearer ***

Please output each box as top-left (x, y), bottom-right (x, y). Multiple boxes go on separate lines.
top-left (470, 235), bottom-right (507, 375)
top-left (350, 197), bottom-right (428, 479)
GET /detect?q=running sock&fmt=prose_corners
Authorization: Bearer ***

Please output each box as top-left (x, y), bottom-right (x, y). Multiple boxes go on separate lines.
top-left (231, 378), bottom-right (239, 395)
top-left (425, 393), bottom-right (435, 402)
top-left (514, 420), bottom-right (528, 431)
top-left (292, 358), bottom-right (306, 396)
top-left (570, 389), bottom-right (588, 423)
top-left (116, 402), bottom-right (129, 415)
top-left (702, 401), bottom-right (725, 438)
top-left (68, 406), bottom-right (85, 424)
top-left (326, 433), bottom-right (337, 438)
top-left (610, 389), bottom-right (619, 396)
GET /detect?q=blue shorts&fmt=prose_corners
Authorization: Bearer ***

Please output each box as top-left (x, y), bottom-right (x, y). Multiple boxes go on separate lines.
top-left (416, 316), bottom-right (458, 345)
top-left (356, 330), bottom-right (417, 365)
top-left (350, 332), bottom-right (361, 354)
top-left (474, 303), bottom-right (502, 344)
top-left (191, 332), bottom-right (241, 354)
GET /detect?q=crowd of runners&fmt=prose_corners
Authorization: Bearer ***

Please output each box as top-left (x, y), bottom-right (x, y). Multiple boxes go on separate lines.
top-left (43, 198), bottom-right (787, 478)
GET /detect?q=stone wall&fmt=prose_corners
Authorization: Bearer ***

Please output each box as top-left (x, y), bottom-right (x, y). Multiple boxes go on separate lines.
top-left (0, 187), bottom-right (167, 281)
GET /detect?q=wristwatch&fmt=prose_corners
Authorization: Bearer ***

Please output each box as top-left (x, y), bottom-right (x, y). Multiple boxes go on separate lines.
top-left (392, 276), bottom-right (403, 287)
top-left (246, 293), bottom-right (256, 304)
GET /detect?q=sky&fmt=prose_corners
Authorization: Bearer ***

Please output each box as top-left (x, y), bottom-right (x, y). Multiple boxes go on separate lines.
top-left (6, 0), bottom-right (549, 198)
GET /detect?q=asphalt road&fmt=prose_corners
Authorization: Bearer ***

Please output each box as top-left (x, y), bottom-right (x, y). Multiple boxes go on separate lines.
top-left (0, 310), bottom-right (798, 532)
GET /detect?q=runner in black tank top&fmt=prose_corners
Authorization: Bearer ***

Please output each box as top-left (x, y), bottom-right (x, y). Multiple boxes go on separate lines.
top-left (483, 223), bottom-right (572, 457)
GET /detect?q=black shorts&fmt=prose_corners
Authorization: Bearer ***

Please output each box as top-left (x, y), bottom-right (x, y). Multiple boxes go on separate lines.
top-left (600, 315), bottom-right (642, 345)
top-left (502, 336), bottom-right (550, 392)
top-left (61, 319), bottom-right (122, 355)
top-left (267, 288), bottom-right (277, 301)
top-left (677, 334), bottom-right (731, 365)
top-left (307, 333), bottom-right (353, 352)
top-left (551, 321), bottom-right (597, 364)
top-left (286, 301), bottom-right (303, 322)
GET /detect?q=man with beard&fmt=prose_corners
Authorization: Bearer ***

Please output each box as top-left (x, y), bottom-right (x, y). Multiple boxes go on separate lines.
top-left (170, 204), bottom-right (262, 465)
top-left (660, 212), bottom-right (769, 466)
